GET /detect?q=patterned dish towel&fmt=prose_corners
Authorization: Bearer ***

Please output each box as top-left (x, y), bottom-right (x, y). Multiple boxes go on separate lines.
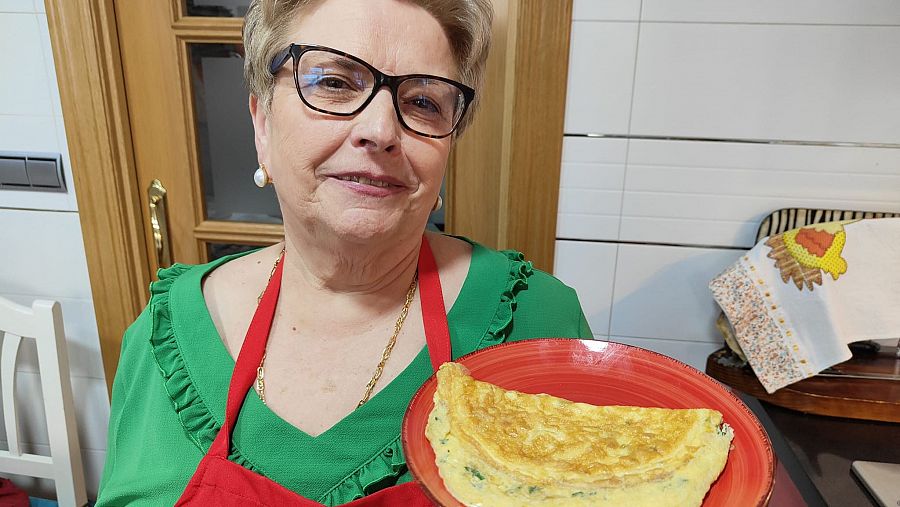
top-left (710, 217), bottom-right (900, 393)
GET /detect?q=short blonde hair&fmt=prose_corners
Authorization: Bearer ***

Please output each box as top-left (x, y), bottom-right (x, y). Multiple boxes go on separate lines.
top-left (242, 0), bottom-right (493, 135)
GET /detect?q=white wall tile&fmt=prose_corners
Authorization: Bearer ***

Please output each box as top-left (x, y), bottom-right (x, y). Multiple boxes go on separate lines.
top-left (558, 190), bottom-right (623, 217)
top-left (610, 244), bottom-right (743, 342)
top-left (0, 188), bottom-right (73, 227)
top-left (557, 137), bottom-right (626, 240)
top-left (610, 336), bottom-right (723, 371)
top-left (619, 216), bottom-right (758, 248)
top-left (54, 114), bottom-right (79, 210)
top-left (0, 371), bottom-right (48, 448)
top-left (625, 165), bottom-right (900, 203)
top-left (618, 140), bottom-right (900, 247)
top-left (0, 373), bottom-right (109, 452)
top-left (573, 0), bottom-right (640, 21)
top-left (0, 294), bottom-right (104, 379)
top-left (37, 13), bottom-right (62, 118)
top-left (554, 240), bottom-right (617, 335)
top-left (560, 137), bottom-right (630, 176)
top-left (32, 0), bottom-right (42, 14)
top-left (1, 446), bottom-right (105, 500)
top-left (72, 376), bottom-right (110, 452)
top-left (0, 209), bottom-right (93, 300)
top-left (564, 21), bottom-right (638, 135)
top-left (0, 13), bottom-right (53, 116)
top-left (630, 24), bottom-right (900, 144)
top-left (619, 195), bottom-right (900, 249)
top-left (556, 213), bottom-right (622, 242)
top-left (641, 0), bottom-right (900, 25)
top-left (626, 138), bottom-right (900, 175)
top-left (85, 447), bottom-right (105, 499)
top-left (0, 1), bottom-right (34, 14)
top-left (0, 114), bottom-right (58, 153)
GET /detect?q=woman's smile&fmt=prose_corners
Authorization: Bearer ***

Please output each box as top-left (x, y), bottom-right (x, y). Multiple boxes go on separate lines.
top-left (325, 171), bottom-right (409, 197)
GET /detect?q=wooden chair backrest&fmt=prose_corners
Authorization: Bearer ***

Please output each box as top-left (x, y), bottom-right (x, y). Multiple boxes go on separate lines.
top-left (755, 208), bottom-right (900, 242)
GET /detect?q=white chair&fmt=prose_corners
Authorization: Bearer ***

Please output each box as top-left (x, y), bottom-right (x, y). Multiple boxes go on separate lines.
top-left (0, 297), bottom-right (87, 506)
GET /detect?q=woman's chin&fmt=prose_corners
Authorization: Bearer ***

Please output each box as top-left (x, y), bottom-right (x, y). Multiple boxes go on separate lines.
top-left (321, 210), bottom-right (410, 243)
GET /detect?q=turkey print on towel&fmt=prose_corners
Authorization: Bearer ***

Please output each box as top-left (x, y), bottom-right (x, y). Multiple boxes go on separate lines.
top-left (764, 220), bottom-right (857, 291)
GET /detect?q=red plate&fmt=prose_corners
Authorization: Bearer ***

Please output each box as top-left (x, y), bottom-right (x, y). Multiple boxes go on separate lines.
top-left (402, 339), bottom-right (775, 506)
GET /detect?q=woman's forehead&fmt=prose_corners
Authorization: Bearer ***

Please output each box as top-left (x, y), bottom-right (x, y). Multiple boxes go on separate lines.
top-left (285, 0), bottom-right (455, 77)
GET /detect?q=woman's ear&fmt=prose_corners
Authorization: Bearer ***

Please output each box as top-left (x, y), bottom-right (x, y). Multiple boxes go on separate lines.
top-left (249, 94), bottom-right (269, 164)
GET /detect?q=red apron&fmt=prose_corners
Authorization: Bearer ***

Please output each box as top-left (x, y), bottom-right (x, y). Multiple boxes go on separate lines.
top-left (176, 236), bottom-right (449, 506)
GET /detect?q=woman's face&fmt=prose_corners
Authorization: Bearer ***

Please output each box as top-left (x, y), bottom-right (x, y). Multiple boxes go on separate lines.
top-left (251, 0), bottom-right (456, 244)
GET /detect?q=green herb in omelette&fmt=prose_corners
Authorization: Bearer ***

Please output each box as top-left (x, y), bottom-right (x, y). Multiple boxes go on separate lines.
top-left (465, 466), bottom-right (485, 481)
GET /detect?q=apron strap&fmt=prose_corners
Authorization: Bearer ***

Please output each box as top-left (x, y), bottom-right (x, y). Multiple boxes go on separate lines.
top-left (209, 252), bottom-right (284, 457)
top-left (211, 234), bottom-right (451, 457)
top-left (418, 235), bottom-right (451, 369)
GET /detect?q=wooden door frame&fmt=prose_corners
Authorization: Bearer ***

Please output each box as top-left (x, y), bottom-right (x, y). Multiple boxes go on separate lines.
top-left (46, 0), bottom-right (149, 396)
top-left (45, 0), bottom-right (572, 394)
top-left (448, 0), bottom-right (572, 266)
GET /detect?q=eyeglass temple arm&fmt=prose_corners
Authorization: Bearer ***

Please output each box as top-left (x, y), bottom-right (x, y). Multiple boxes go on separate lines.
top-left (269, 46), bottom-right (293, 75)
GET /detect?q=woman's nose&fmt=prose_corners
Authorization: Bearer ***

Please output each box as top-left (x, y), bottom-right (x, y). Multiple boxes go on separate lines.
top-left (350, 88), bottom-right (402, 154)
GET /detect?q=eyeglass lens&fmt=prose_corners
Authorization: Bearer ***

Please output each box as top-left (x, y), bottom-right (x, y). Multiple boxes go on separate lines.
top-left (297, 50), bottom-right (466, 137)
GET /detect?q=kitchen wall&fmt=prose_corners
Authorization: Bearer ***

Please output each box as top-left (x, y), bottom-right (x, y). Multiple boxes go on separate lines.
top-left (0, 1), bottom-right (108, 500)
top-left (554, 0), bottom-right (900, 369)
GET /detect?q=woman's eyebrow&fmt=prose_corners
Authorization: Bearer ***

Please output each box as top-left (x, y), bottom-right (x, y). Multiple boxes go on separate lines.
top-left (319, 54), bottom-right (365, 73)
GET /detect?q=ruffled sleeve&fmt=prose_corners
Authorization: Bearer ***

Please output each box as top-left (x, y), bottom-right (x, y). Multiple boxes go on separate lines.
top-left (146, 262), bottom-right (283, 478)
top-left (319, 436), bottom-right (407, 505)
top-left (147, 264), bottom-right (226, 454)
top-left (476, 249), bottom-right (534, 348)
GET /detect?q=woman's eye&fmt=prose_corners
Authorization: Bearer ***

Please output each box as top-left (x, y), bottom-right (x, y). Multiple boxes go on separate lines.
top-left (318, 76), bottom-right (352, 90)
top-left (410, 96), bottom-right (440, 114)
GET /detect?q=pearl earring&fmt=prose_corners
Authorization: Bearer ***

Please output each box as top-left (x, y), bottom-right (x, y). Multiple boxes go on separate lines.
top-left (432, 195), bottom-right (443, 212)
top-left (253, 164), bottom-right (270, 188)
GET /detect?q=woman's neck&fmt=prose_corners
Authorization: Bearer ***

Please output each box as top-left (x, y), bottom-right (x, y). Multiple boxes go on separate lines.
top-left (281, 226), bottom-right (421, 297)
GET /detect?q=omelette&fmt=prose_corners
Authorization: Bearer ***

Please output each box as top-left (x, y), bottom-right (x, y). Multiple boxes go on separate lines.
top-left (425, 363), bottom-right (733, 507)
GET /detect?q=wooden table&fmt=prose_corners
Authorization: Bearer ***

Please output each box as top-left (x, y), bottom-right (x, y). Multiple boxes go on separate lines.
top-left (706, 348), bottom-right (900, 423)
top-left (707, 348), bottom-right (900, 506)
top-left (747, 397), bottom-right (900, 506)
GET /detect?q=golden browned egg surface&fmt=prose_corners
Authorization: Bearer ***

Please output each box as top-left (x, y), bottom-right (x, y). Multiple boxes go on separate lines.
top-left (425, 362), bottom-right (734, 506)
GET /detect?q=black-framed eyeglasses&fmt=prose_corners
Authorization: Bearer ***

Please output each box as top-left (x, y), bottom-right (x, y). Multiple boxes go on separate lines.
top-left (269, 44), bottom-right (475, 139)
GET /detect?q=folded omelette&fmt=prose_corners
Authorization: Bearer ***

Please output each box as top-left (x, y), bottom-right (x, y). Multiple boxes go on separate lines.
top-left (425, 363), bottom-right (733, 507)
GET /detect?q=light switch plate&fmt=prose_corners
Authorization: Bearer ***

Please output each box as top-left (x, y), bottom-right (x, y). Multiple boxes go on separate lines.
top-left (0, 157), bottom-right (30, 187)
top-left (25, 158), bottom-right (61, 188)
top-left (0, 151), bottom-right (65, 193)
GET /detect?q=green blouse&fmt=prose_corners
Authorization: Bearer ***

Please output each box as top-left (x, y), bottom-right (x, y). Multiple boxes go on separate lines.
top-left (96, 239), bottom-right (591, 506)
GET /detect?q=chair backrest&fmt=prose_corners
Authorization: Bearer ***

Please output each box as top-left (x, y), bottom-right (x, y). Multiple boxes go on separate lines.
top-left (0, 296), bottom-right (87, 506)
top-left (755, 207), bottom-right (900, 242)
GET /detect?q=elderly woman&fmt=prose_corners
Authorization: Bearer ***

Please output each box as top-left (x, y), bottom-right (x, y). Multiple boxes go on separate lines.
top-left (97, 0), bottom-right (591, 504)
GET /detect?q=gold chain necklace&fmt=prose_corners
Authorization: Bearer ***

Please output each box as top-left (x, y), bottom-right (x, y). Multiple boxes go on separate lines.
top-left (254, 247), bottom-right (419, 408)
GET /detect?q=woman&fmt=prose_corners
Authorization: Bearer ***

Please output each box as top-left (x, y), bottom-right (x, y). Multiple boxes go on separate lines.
top-left (97, 0), bottom-right (591, 504)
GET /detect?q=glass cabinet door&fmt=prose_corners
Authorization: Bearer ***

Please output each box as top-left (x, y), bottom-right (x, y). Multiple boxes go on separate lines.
top-left (189, 43), bottom-right (282, 225)
top-left (185, 0), bottom-right (251, 17)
